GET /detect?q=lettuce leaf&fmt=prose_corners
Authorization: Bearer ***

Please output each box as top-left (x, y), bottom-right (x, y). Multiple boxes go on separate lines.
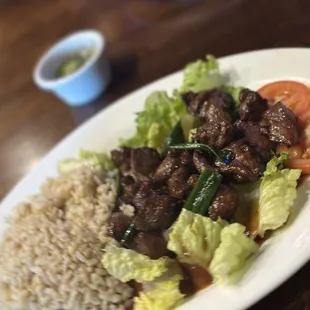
top-left (223, 86), bottom-right (245, 108)
top-left (101, 244), bottom-right (169, 283)
top-left (188, 128), bottom-right (197, 142)
top-left (121, 91), bottom-right (187, 150)
top-left (180, 55), bottom-right (224, 93)
top-left (102, 245), bottom-right (185, 310)
top-left (209, 223), bottom-right (259, 284)
top-left (258, 153), bottom-right (301, 235)
top-left (134, 277), bottom-right (184, 310)
top-left (180, 114), bottom-right (201, 142)
top-left (167, 209), bottom-right (227, 268)
top-left (264, 152), bottom-right (289, 175)
top-left (79, 149), bottom-right (115, 171)
top-left (58, 149), bottom-right (114, 173)
top-left (134, 263), bottom-right (184, 310)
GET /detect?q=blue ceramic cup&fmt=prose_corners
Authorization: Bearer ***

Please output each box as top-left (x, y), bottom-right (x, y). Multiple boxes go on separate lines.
top-left (33, 30), bottom-right (110, 106)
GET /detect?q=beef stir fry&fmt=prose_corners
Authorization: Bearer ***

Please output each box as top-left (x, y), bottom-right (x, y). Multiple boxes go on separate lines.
top-left (107, 87), bottom-right (299, 259)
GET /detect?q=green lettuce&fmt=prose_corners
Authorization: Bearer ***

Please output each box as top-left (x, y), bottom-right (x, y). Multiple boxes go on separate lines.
top-left (179, 54), bottom-right (245, 110)
top-left (180, 55), bottom-right (224, 93)
top-left (223, 86), bottom-right (245, 108)
top-left (79, 149), bottom-right (115, 171)
top-left (121, 91), bottom-right (187, 150)
top-left (209, 223), bottom-right (259, 285)
top-left (102, 244), bottom-right (168, 283)
top-left (167, 209), bottom-right (227, 268)
top-left (180, 114), bottom-right (201, 142)
top-left (134, 264), bottom-right (184, 310)
top-left (264, 152), bottom-right (289, 175)
top-left (188, 128), bottom-right (197, 142)
top-left (258, 153), bottom-right (301, 235)
top-left (102, 245), bottom-right (184, 310)
top-left (57, 149), bottom-right (114, 173)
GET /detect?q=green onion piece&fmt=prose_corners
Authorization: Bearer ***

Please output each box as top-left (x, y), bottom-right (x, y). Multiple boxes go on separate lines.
top-left (185, 169), bottom-right (222, 216)
top-left (162, 121), bottom-right (184, 157)
top-left (169, 143), bottom-right (234, 164)
top-left (120, 223), bottom-right (136, 246)
top-left (115, 171), bottom-right (121, 197)
top-left (198, 172), bottom-right (222, 216)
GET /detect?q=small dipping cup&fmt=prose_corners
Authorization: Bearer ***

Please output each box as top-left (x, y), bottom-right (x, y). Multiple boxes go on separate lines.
top-left (33, 30), bottom-right (110, 106)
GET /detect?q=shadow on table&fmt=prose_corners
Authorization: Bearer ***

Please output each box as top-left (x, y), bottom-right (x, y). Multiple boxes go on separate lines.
top-left (70, 53), bottom-right (139, 125)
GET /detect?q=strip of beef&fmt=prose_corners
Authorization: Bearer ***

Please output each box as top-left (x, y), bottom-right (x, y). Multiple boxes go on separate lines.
top-left (130, 147), bottom-right (161, 177)
top-left (187, 174), bottom-right (199, 192)
top-left (111, 147), bottom-right (131, 175)
top-left (132, 181), bottom-right (151, 209)
top-left (182, 89), bottom-right (235, 117)
top-left (107, 212), bottom-right (132, 242)
top-left (111, 147), bottom-right (161, 181)
top-left (166, 151), bottom-right (195, 199)
top-left (153, 151), bottom-right (192, 183)
top-left (215, 140), bottom-right (265, 183)
top-left (153, 151), bottom-right (180, 183)
top-left (129, 232), bottom-right (169, 259)
top-left (239, 89), bottom-right (268, 121)
top-left (192, 117), bottom-right (234, 149)
top-left (192, 150), bottom-right (215, 173)
top-left (180, 150), bottom-right (193, 166)
top-left (183, 89), bottom-right (235, 148)
top-left (134, 195), bottom-right (180, 231)
top-left (119, 175), bottom-right (139, 205)
top-left (167, 166), bottom-right (191, 199)
top-left (235, 120), bottom-right (275, 163)
top-left (208, 185), bottom-right (239, 221)
top-left (262, 102), bottom-right (298, 146)
top-left (133, 183), bottom-right (181, 231)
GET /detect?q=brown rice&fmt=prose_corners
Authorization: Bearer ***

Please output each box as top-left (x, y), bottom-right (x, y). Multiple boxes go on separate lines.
top-left (0, 165), bottom-right (133, 310)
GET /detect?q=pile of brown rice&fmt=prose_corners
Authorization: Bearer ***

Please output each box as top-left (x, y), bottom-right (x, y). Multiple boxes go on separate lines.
top-left (0, 165), bottom-right (133, 310)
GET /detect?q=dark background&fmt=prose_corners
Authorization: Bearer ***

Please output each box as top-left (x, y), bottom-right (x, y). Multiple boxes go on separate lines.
top-left (0, 0), bottom-right (310, 309)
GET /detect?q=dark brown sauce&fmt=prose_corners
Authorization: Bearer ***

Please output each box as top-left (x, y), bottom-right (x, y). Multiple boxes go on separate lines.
top-left (128, 281), bottom-right (142, 310)
top-left (235, 198), bottom-right (272, 246)
top-left (235, 199), bottom-right (260, 234)
top-left (180, 263), bottom-right (212, 295)
top-left (130, 280), bottom-right (142, 296)
top-left (298, 174), bottom-right (309, 186)
top-left (128, 263), bottom-right (212, 309)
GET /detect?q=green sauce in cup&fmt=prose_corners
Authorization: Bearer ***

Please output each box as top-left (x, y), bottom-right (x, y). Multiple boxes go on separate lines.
top-left (56, 47), bottom-right (94, 78)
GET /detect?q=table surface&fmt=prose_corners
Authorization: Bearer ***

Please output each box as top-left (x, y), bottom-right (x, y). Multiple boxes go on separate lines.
top-left (1, 0), bottom-right (310, 308)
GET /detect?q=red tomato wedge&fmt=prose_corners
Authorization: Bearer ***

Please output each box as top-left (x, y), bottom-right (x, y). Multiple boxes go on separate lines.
top-left (258, 81), bottom-right (310, 128)
top-left (284, 159), bottom-right (310, 174)
top-left (259, 81), bottom-right (310, 173)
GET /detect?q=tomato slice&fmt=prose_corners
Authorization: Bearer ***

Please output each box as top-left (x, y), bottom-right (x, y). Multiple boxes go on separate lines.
top-left (258, 81), bottom-right (310, 127)
top-left (284, 159), bottom-right (310, 174)
top-left (276, 144), bottom-right (303, 159)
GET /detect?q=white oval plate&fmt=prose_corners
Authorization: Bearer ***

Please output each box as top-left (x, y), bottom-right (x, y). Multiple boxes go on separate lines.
top-left (1, 48), bottom-right (310, 310)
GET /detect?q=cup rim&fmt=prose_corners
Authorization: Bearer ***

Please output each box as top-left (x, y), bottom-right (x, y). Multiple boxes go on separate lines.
top-left (33, 29), bottom-right (105, 89)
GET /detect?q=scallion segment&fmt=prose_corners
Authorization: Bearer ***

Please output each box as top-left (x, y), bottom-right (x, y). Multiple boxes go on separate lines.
top-left (185, 169), bottom-right (222, 216)
top-left (169, 143), bottom-right (234, 164)
top-left (120, 223), bottom-right (136, 246)
top-left (162, 121), bottom-right (184, 157)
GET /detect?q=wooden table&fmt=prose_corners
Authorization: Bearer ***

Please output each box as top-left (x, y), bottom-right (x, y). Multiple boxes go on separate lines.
top-left (1, 0), bottom-right (310, 308)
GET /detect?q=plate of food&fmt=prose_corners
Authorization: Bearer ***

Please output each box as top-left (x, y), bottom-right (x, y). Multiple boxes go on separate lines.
top-left (1, 48), bottom-right (310, 310)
